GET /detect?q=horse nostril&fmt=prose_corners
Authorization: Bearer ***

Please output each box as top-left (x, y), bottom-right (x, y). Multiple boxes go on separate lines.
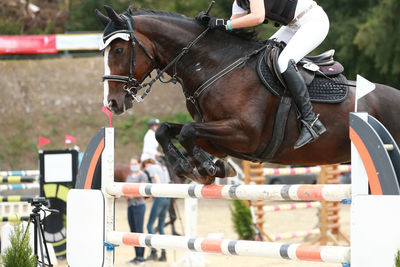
top-left (109, 99), bottom-right (117, 109)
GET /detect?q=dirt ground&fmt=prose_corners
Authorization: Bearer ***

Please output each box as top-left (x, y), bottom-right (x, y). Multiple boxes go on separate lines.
top-left (59, 198), bottom-right (350, 267)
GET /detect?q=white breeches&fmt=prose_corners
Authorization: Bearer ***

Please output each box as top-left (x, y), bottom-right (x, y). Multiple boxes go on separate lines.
top-left (270, 4), bottom-right (330, 73)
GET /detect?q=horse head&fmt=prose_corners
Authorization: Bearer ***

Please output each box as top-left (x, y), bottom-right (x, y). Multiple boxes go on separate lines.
top-left (96, 6), bottom-right (155, 114)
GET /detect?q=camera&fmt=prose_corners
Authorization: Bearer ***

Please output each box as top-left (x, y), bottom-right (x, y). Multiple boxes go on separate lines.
top-left (28, 197), bottom-right (49, 207)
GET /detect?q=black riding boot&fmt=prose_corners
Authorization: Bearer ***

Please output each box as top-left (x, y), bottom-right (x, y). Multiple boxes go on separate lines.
top-left (282, 59), bottom-right (326, 149)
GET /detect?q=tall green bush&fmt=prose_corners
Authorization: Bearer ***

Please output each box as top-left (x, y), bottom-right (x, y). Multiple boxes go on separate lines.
top-left (1, 223), bottom-right (37, 267)
top-left (230, 200), bottom-right (256, 240)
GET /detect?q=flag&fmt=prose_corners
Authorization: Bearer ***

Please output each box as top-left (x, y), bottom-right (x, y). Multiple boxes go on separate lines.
top-left (38, 136), bottom-right (50, 149)
top-left (65, 135), bottom-right (77, 146)
top-left (102, 106), bottom-right (112, 127)
top-left (355, 75), bottom-right (376, 112)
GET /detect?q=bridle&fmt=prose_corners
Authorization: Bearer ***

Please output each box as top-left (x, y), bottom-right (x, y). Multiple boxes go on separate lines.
top-left (102, 12), bottom-right (210, 103)
top-left (102, 14), bottom-right (156, 103)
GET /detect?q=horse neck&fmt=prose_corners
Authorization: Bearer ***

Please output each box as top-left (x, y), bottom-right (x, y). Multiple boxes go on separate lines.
top-left (135, 15), bottom-right (257, 94)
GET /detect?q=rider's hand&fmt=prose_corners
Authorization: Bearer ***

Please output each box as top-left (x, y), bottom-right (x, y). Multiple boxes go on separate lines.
top-left (208, 17), bottom-right (228, 30)
top-left (195, 11), bottom-right (211, 25)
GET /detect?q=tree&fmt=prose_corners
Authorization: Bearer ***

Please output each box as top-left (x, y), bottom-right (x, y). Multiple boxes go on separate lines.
top-left (354, 0), bottom-right (400, 86)
top-left (318, 0), bottom-right (400, 87)
top-left (67, 0), bottom-right (129, 31)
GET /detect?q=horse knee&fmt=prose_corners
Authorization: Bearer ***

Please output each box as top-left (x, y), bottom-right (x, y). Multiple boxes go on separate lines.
top-left (178, 123), bottom-right (196, 146)
top-left (155, 122), bottom-right (170, 144)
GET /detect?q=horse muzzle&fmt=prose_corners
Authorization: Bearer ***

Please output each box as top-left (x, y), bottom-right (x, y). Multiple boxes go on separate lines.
top-left (107, 93), bottom-right (133, 115)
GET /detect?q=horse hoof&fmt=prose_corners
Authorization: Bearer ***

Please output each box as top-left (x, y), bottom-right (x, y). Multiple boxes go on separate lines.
top-left (215, 160), bottom-right (237, 178)
top-left (190, 168), bottom-right (215, 185)
top-left (173, 158), bottom-right (193, 177)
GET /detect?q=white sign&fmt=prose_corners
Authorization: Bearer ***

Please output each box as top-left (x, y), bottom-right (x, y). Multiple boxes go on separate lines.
top-left (44, 153), bottom-right (73, 183)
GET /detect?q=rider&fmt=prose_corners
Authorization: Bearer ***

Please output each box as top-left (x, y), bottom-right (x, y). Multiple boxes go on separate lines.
top-left (196, 0), bottom-right (329, 149)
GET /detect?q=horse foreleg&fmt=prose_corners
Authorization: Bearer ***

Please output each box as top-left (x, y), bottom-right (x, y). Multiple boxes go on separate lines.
top-left (178, 121), bottom-right (239, 183)
top-left (155, 122), bottom-right (193, 177)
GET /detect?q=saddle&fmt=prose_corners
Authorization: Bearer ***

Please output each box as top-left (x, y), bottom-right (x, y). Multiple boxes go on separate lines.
top-left (257, 42), bottom-right (349, 103)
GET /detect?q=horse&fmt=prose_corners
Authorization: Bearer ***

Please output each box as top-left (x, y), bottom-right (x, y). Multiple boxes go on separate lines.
top-left (96, 6), bottom-right (400, 184)
top-left (114, 162), bottom-right (131, 182)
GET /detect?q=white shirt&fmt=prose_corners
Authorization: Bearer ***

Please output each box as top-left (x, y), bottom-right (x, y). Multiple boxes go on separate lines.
top-left (140, 129), bottom-right (159, 162)
top-left (232, 0), bottom-right (315, 19)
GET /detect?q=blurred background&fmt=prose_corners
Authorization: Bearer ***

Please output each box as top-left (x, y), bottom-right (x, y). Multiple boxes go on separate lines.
top-left (0, 0), bottom-right (399, 170)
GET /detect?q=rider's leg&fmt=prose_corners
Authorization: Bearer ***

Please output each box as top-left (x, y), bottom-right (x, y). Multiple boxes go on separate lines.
top-left (282, 60), bottom-right (326, 149)
top-left (278, 6), bottom-right (329, 149)
top-left (269, 25), bottom-right (294, 45)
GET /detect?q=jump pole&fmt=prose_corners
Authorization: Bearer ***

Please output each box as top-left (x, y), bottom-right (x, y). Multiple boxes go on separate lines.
top-left (0, 183), bottom-right (40, 191)
top-left (106, 182), bottom-right (351, 202)
top-left (0, 170), bottom-right (39, 176)
top-left (0, 176), bottom-right (38, 184)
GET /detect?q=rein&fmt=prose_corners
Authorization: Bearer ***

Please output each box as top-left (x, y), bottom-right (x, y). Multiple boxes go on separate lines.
top-left (187, 43), bottom-right (269, 120)
top-left (132, 27), bottom-right (211, 103)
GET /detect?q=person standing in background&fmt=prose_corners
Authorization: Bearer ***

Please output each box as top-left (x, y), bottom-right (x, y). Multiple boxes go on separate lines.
top-left (142, 158), bottom-right (171, 262)
top-left (125, 156), bottom-right (148, 266)
top-left (141, 118), bottom-right (162, 162)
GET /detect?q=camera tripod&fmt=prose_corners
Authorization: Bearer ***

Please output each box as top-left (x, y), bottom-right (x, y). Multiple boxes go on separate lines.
top-left (23, 197), bottom-right (59, 267)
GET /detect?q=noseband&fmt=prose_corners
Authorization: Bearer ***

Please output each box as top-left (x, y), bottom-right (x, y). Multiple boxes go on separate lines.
top-left (102, 14), bottom-right (156, 102)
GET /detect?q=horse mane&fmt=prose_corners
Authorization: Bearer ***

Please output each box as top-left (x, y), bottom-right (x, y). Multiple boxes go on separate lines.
top-left (128, 9), bottom-right (261, 43)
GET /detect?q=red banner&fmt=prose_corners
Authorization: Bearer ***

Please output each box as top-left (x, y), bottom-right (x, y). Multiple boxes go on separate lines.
top-left (0, 35), bottom-right (57, 54)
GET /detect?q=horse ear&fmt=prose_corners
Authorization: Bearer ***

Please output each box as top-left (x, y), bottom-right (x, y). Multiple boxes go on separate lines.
top-left (95, 9), bottom-right (111, 26)
top-left (104, 5), bottom-right (124, 26)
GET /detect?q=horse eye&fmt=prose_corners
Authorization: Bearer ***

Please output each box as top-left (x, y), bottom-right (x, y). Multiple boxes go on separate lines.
top-left (114, 48), bottom-right (124, 55)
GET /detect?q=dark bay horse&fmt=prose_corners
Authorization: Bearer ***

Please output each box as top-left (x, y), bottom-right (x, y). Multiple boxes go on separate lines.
top-left (96, 6), bottom-right (400, 184)
top-left (114, 162), bottom-right (130, 182)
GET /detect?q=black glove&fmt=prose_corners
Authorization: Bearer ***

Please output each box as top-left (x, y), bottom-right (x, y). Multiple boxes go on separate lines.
top-left (208, 17), bottom-right (228, 30)
top-left (195, 11), bottom-right (211, 25)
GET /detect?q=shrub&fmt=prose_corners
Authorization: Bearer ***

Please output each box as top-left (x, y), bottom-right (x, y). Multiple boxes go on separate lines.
top-left (230, 200), bottom-right (256, 240)
top-left (1, 223), bottom-right (37, 267)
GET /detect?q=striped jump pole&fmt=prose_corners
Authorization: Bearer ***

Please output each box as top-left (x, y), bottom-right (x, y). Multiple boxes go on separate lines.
top-left (262, 165), bottom-right (352, 176)
top-left (106, 183), bottom-right (352, 202)
top-left (263, 201), bottom-right (321, 212)
top-left (0, 215), bottom-right (30, 222)
top-left (0, 170), bottom-right (39, 176)
top-left (107, 232), bottom-right (350, 264)
top-left (0, 183), bottom-right (40, 191)
top-left (268, 229), bottom-right (321, 241)
top-left (0, 176), bottom-right (38, 184)
top-left (0, 196), bottom-right (36, 202)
